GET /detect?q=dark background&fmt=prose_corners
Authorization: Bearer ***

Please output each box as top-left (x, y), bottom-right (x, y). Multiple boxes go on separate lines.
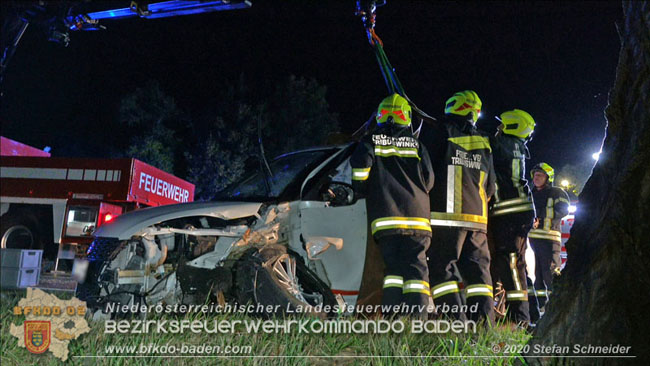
top-left (1, 1), bottom-right (622, 169)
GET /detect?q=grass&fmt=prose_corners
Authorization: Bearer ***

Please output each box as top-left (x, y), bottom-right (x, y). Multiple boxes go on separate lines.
top-left (1, 290), bottom-right (531, 366)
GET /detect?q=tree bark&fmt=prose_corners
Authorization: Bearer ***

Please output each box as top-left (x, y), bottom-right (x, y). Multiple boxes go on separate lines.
top-left (525, 2), bottom-right (650, 365)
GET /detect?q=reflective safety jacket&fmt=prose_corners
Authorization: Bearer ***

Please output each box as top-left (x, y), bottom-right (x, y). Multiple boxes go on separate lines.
top-left (350, 124), bottom-right (434, 238)
top-left (421, 115), bottom-right (496, 232)
top-left (529, 184), bottom-right (570, 242)
top-left (489, 134), bottom-right (535, 219)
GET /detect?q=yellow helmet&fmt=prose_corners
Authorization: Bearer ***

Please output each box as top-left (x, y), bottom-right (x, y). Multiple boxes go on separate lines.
top-left (444, 90), bottom-right (482, 124)
top-left (499, 109), bottom-right (536, 139)
top-left (377, 94), bottom-right (412, 126)
top-left (530, 162), bottom-right (555, 183)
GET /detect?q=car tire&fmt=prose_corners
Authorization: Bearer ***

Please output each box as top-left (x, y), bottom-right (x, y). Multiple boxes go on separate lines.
top-left (0, 214), bottom-right (42, 250)
top-left (235, 244), bottom-right (337, 318)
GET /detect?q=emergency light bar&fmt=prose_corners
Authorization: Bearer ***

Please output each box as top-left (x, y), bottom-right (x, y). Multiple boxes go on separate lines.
top-left (1, 1), bottom-right (252, 80)
top-left (85, 1), bottom-right (252, 21)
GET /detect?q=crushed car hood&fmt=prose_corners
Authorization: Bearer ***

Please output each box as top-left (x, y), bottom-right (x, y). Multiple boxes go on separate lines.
top-left (94, 201), bottom-right (263, 240)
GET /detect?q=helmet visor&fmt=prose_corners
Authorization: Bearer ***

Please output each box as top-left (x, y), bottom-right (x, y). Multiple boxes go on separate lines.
top-left (378, 108), bottom-right (409, 124)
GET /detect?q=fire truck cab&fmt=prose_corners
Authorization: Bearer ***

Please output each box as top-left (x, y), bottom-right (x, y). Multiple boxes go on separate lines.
top-left (0, 137), bottom-right (195, 271)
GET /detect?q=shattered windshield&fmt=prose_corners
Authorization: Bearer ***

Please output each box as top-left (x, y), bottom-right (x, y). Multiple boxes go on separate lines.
top-left (217, 150), bottom-right (332, 200)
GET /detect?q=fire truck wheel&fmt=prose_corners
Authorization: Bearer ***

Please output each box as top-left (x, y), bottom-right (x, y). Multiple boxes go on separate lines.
top-left (0, 215), bottom-right (41, 250)
top-left (235, 245), bottom-right (337, 318)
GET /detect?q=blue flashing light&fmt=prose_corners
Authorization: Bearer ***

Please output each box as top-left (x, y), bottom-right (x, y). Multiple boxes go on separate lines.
top-left (87, 8), bottom-right (136, 20)
top-left (86, 1), bottom-right (250, 21)
top-left (147, 1), bottom-right (251, 12)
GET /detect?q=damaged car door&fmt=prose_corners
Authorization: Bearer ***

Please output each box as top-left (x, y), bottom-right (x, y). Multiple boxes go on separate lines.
top-left (296, 151), bottom-right (368, 307)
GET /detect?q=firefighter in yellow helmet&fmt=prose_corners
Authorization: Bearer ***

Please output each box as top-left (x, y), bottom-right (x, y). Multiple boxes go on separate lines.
top-left (529, 162), bottom-right (570, 311)
top-left (420, 90), bottom-right (497, 324)
top-left (350, 94), bottom-right (435, 318)
top-left (487, 109), bottom-right (536, 325)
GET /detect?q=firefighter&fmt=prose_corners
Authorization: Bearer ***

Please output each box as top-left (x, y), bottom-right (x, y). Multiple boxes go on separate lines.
top-left (421, 90), bottom-right (496, 324)
top-left (350, 94), bottom-right (435, 318)
top-left (487, 109), bottom-right (536, 325)
top-left (528, 162), bottom-right (570, 310)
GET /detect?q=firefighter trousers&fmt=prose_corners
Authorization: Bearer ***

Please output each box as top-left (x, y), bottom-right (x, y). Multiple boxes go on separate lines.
top-left (376, 234), bottom-right (431, 317)
top-left (529, 238), bottom-right (561, 309)
top-left (427, 227), bottom-right (494, 325)
top-left (488, 214), bottom-right (531, 323)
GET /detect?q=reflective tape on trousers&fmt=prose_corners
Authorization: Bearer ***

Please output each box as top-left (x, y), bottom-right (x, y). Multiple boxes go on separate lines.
top-left (403, 280), bottom-right (431, 295)
top-left (506, 291), bottom-right (528, 301)
top-left (371, 217), bottom-right (432, 235)
top-left (465, 284), bottom-right (494, 298)
top-left (431, 281), bottom-right (460, 298)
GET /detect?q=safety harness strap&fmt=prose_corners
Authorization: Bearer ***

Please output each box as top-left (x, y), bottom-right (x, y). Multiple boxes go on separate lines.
top-left (355, 0), bottom-right (436, 133)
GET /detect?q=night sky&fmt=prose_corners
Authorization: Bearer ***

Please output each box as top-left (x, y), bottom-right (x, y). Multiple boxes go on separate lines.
top-left (2, 1), bottom-right (622, 171)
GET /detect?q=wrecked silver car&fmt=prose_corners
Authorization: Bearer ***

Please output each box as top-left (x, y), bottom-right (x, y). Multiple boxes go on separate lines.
top-left (77, 144), bottom-right (372, 317)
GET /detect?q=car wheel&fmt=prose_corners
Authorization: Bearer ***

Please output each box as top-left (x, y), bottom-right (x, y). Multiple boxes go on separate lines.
top-left (0, 214), bottom-right (41, 250)
top-left (235, 244), bottom-right (337, 318)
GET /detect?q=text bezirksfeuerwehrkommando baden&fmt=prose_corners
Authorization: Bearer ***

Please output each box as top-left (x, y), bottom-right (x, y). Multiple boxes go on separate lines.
top-left (103, 302), bottom-right (480, 335)
top-left (104, 318), bottom-right (476, 334)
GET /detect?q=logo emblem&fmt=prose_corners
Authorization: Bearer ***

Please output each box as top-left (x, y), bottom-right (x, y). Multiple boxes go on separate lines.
top-left (24, 321), bottom-right (51, 354)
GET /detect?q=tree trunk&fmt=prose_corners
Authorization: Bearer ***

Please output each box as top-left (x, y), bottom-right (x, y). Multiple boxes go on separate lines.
top-left (525, 2), bottom-right (650, 365)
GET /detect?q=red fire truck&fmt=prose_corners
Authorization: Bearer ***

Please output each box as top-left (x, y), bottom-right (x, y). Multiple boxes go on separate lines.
top-left (1, 137), bottom-right (195, 270)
